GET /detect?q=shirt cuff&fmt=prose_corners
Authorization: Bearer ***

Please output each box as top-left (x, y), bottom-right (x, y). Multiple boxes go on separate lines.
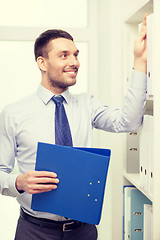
top-left (129, 70), bottom-right (147, 92)
top-left (8, 174), bottom-right (23, 197)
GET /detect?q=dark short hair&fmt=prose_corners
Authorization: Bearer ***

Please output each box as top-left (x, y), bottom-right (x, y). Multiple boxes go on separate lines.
top-left (34, 29), bottom-right (74, 61)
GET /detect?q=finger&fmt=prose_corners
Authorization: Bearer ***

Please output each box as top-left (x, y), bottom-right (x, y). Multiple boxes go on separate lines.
top-left (30, 177), bottom-right (59, 184)
top-left (34, 177), bottom-right (59, 184)
top-left (141, 13), bottom-right (149, 27)
top-left (34, 171), bottom-right (57, 178)
top-left (30, 189), bottom-right (52, 194)
top-left (31, 188), bottom-right (57, 194)
top-left (139, 14), bottom-right (148, 38)
top-left (27, 183), bottom-right (58, 194)
top-left (33, 183), bottom-right (58, 190)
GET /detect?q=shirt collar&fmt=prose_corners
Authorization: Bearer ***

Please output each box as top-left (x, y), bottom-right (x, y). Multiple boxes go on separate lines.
top-left (37, 84), bottom-right (71, 104)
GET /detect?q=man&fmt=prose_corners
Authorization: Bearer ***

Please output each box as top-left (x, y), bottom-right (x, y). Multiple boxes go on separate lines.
top-left (0, 14), bottom-right (147, 240)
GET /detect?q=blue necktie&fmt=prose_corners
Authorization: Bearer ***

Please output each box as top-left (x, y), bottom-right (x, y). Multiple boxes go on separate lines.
top-left (52, 95), bottom-right (73, 147)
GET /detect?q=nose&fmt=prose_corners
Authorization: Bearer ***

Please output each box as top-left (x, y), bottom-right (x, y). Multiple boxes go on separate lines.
top-left (69, 55), bottom-right (80, 69)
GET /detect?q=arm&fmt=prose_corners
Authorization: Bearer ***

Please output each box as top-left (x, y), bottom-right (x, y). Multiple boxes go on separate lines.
top-left (91, 15), bottom-right (148, 133)
top-left (0, 107), bottom-right (18, 197)
top-left (92, 71), bottom-right (147, 133)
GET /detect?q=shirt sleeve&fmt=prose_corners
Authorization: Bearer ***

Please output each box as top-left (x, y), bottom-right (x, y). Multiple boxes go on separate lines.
top-left (0, 106), bottom-right (20, 197)
top-left (91, 70), bottom-right (147, 133)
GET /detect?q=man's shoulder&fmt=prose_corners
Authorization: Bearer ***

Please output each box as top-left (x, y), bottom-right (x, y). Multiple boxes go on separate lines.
top-left (70, 92), bottom-right (93, 102)
top-left (4, 93), bottom-right (39, 114)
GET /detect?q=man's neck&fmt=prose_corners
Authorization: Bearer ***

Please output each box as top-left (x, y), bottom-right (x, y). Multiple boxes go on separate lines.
top-left (41, 80), bottom-right (68, 95)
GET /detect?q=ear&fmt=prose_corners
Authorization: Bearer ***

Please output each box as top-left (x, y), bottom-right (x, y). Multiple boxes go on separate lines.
top-left (37, 56), bottom-right (47, 71)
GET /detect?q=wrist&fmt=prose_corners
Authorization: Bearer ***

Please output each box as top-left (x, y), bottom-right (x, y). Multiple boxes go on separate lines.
top-left (134, 58), bottom-right (147, 74)
top-left (16, 175), bottom-right (24, 193)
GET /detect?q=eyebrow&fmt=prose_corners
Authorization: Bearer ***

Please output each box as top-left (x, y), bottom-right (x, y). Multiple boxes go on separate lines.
top-left (59, 49), bottom-right (79, 55)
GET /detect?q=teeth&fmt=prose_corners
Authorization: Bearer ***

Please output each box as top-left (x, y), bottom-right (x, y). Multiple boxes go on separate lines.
top-left (63, 68), bottom-right (78, 76)
top-left (65, 70), bottom-right (76, 74)
top-left (68, 71), bottom-right (76, 75)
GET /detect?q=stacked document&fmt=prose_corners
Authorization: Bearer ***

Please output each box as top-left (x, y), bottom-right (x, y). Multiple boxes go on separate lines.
top-left (123, 186), bottom-right (152, 240)
top-left (147, 14), bottom-right (154, 97)
top-left (31, 142), bottom-right (111, 225)
top-left (144, 204), bottom-right (153, 240)
top-left (139, 115), bottom-right (154, 197)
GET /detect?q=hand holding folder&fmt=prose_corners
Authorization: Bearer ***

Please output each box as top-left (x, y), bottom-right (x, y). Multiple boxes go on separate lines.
top-left (31, 142), bottom-right (111, 225)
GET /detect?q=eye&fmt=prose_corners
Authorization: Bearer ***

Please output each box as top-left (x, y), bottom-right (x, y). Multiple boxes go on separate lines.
top-left (74, 53), bottom-right (79, 59)
top-left (61, 54), bottom-right (67, 59)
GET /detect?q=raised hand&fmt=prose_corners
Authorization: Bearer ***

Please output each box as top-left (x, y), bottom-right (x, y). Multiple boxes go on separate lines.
top-left (134, 13), bottom-right (148, 74)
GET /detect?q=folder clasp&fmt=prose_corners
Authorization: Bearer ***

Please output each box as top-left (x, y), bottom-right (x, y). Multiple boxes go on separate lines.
top-left (63, 221), bottom-right (75, 232)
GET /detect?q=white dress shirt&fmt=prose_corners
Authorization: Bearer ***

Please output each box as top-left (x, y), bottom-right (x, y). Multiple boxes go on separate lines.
top-left (0, 70), bottom-right (147, 220)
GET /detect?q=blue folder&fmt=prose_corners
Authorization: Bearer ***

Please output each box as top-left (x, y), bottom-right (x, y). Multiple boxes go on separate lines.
top-left (123, 186), bottom-right (152, 240)
top-left (31, 142), bottom-right (111, 225)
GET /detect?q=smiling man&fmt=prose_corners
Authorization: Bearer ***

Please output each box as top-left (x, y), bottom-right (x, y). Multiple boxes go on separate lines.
top-left (0, 15), bottom-right (147, 240)
top-left (37, 36), bottom-right (80, 94)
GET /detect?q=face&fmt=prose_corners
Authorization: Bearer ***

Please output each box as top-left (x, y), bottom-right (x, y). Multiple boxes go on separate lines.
top-left (40, 38), bottom-right (80, 93)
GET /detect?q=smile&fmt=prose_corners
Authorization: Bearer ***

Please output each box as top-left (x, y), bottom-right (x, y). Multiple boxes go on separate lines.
top-left (65, 71), bottom-right (77, 77)
top-left (63, 68), bottom-right (78, 76)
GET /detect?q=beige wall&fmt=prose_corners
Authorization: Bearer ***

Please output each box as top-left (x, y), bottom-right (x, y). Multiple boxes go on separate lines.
top-left (96, 0), bottom-right (126, 239)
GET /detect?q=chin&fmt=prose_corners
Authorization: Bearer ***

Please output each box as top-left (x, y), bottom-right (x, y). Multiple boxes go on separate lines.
top-left (66, 78), bottom-right (77, 87)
